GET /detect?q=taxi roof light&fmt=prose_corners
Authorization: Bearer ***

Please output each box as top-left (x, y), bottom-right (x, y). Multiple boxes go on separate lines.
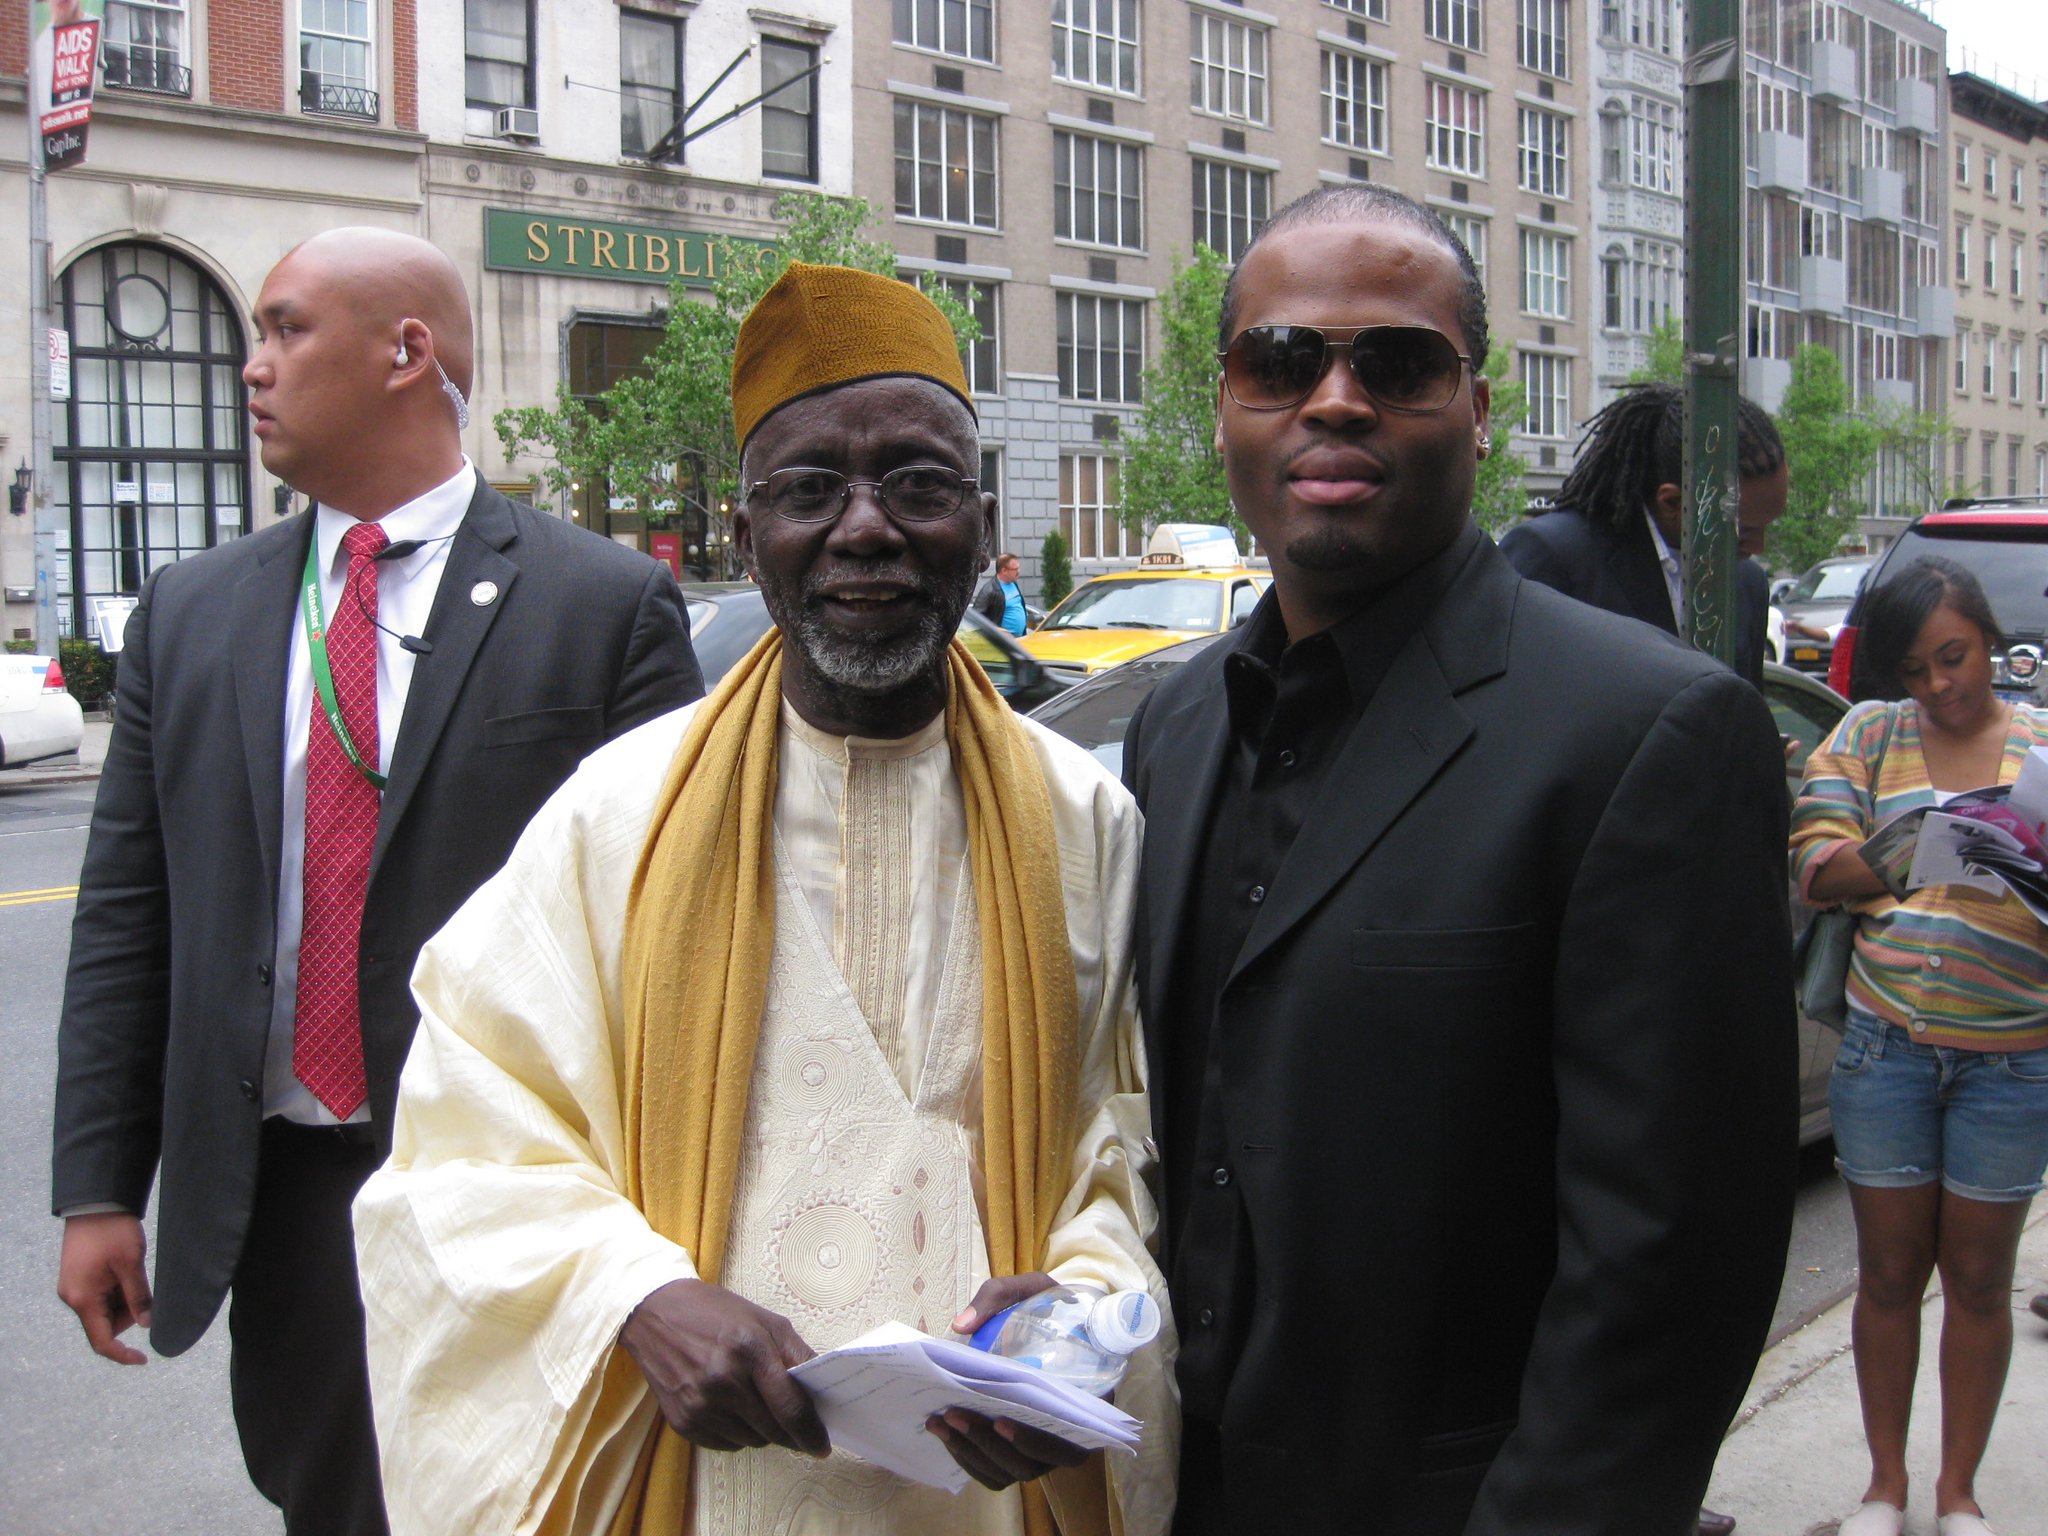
top-left (1140, 523), bottom-right (1241, 570)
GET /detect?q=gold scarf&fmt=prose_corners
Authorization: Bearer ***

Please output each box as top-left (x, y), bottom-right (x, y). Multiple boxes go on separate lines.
top-left (596, 628), bottom-right (1091, 1535)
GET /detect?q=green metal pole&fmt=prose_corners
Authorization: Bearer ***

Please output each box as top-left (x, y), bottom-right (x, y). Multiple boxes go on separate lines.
top-left (1682, 0), bottom-right (1743, 667)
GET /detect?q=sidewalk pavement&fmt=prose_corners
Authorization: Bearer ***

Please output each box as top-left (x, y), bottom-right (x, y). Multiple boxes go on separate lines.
top-left (1708, 1203), bottom-right (2048, 1536)
top-left (0, 715), bottom-right (108, 788)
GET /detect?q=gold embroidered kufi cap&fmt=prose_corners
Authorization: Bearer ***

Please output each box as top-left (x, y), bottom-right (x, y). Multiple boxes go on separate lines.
top-left (732, 260), bottom-right (973, 452)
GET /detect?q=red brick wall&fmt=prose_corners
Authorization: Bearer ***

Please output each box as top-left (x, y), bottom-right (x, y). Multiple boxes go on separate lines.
top-left (1, 5), bottom-right (28, 79)
top-left (210, 0), bottom-right (284, 112)
top-left (393, 0), bottom-right (417, 129)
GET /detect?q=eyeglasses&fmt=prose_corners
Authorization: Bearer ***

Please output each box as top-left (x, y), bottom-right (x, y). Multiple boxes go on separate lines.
top-left (746, 464), bottom-right (980, 524)
top-left (1218, 325), bottom-right (1473, 413)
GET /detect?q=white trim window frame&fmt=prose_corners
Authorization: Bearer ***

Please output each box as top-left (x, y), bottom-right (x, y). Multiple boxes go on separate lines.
top-left (1517, 105), bottom-right (1569, 198)
top-left (1628, 95), bottom-right (1676, 194)
top-left (302, 0), bottom-right (374, 93)
top-left (1054, 131), bottom-right (1145, 251)
top-left (1518, 0), bottom-right (1568, 78)
top-left (893, 0), bottom-right (995, 64)
top-left (893, 100), bottom-right (1000, 229)
top-left (1520, 229), bottom-right (1572, 319)
top-left (1442, 211), bottom-right (1488, 286)
top-left (1426, 80), bottom-right (1486, 177)
top-left (1326, 0), bottom-right (1390, 18)
top-left (924, 276), bottom-right (1001, 396)
top-left (103, 0), bottom-right (188, 90)
top-left (1427, 0), bottom-right (1484, 52)
top-left (1059, 452), bottom-right (1137, 561)
top-left (1321, 49), bottom-right (1387, 153)
top-left (1051, 0), bottom-right (1139, 95)
top-left (1192, 158), bottom-right (1271, 262)
top-left (1189, 12), bottom-right (1269, 125)
top-left (2037, 336), bottom-right (2047, 407)
top-left (2011, 329), bottom-right (2024, 402)
top-left (1056, 293), bottom-right (1145, 403)
top-left (1954, 327), bottom-right (1969, 394)
top-left (1519, 350), bottom-right (1571, 440)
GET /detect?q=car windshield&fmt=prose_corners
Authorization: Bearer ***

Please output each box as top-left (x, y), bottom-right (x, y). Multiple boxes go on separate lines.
top-left (1029, 637), bottom-right (1220, 772)
top-left (1043, 577), bottom-right (1223, 633)
top-left (1885, 527), bottom-right (2048, 637)
top-left (1789, 561), bottom-right (1871, 603)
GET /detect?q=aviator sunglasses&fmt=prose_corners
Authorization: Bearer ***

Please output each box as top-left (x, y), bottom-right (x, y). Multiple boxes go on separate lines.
top-left (1219, 324), bottom-right (1474, 413)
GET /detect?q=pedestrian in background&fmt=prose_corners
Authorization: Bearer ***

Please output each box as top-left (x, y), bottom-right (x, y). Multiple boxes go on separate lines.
top-left (1497, 380), bottom-right (1788, 692)
top-left (50, 227), bottom-right (701, 1535)
top-left (976, 550), bottom-right (1029, 636)
top-left (1123, 182), bottom-right (1797, 1536)
top-left (1791, 557), bottom-right (2048, 1536)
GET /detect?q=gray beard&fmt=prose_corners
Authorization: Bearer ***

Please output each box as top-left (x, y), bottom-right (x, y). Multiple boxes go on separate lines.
top-left (767, 559), bottom-right (979, 699)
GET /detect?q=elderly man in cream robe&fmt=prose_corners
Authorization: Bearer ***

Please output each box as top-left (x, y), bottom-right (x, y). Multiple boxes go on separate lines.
top-left (353, 262), bottom-right (1176, 1536)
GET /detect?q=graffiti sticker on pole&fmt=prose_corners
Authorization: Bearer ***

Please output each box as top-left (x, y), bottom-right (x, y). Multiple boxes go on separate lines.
top-left (33, 2), bottom-right (107, 173)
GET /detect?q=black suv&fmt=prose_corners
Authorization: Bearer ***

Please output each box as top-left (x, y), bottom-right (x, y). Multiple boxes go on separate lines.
top-left (1829, 499), bottom-right (2048, 703)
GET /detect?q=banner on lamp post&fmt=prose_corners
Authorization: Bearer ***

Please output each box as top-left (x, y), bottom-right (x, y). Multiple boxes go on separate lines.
top-left (33, 1), bottom-right (107, 172)
top-left (48, 329), bottom-right (71, 400)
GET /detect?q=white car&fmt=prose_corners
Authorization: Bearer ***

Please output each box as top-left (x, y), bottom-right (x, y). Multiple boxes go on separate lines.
top-left (0, 652), bottom-right (86, 769)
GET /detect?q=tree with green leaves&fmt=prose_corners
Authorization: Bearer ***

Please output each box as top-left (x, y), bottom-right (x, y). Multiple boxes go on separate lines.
top-left (494, 192), bottom-right (978, 571)
top-left (1120, 245), bottom-right (1235, 544)
top-left (1626, 317), bottom-right (1685, 387)
top-left (1040, 529), bottom-right (1073, 609)
top-left (1865, 400), bottom-right (1969, 517)
top-left (1470, 341), bottom-right (1530, 534)
top-left (1770, 344), bottom-right (1880, 572)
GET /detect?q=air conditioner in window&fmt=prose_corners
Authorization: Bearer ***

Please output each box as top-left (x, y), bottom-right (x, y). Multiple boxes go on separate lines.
top-left (495, 106), bottom-right (540, 141)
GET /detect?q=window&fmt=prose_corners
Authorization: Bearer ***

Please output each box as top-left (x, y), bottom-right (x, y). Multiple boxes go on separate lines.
top-left (1518, 0), bottom-right (1568, 77)
top-left (1517, 106), bottom-right (1569, 197)
top-left (1426, 80), bottom-right (1486, 177)
top-left (1984, 151), bottom-right (1997, 197)
top-left (1746, 302), bottom-right (1798, 360)
top-left (620, 12), bottom-right (683, 160)
top-left (1955, 328), bottom-right (1969, 394)
top-left (1955, 141), bottom-right (1970, 185)
top-left (465, 0), bottom-right (531, 110)
top-left (1056, 294), bottom-right (1143, 403)
top-left (1627, 0), bottom-right (1675, 54)
top-left (1956, 222), bottom-right (1970, 285)
top-left (2011, 331), bottom-right (2024, 402)
top-left (922, 277), bottom-right (1001, 395)
top-left (1321, 50), bottom-right (1387, 153)
top-left (1189, 13), bottom-right (1267, 124)
top-left (1629, 96), bottom-right (1677, 193)
top-left (1984, 224), bottom-right (1998, 292)
top-left (894, 0), bottom-right (994, 61)
top-left (1980, 435), bottom-right (1995, 496)
top-left (2039, 446), bottom-right (2048, 498)
top-left (1427, 0), bottom-right (1483, 51)
top-left (1328, 0), bottom-right (1390, 16)
top-left (1442, 211), bottom-right (1488, 286)
top-left (1520, 351), bottom-right (1571, 439)
top-left (2014, 163), bottom-right (2026, 205)
top-left (2039, 337), bottom-right (2048, 406)
top-left (1605, 238), bottom-right (1679, 333)
top-left (102, 0), bottom-right (188, 94)
top-left (1984, 334), bottom-right (1996, 396)
top-left (301, 0), bottom-right (375, 119)
top-left (1053, 132), bottom-right (1144, 250)
top-left (1192, 160), bottom-right (1270, 262)
top-left (894, 99), bottom-right (997, 226)
top-left (761, 40), bottom-right (819, 182)
top-left (1060, 453), bottom-right (1137, 561)
top-left (2011, 439), bottom-right (2024, 497)
top-left (2013, 236), bottom-right (2025, 299)
top-left (1520, 230), bottom-right (1571, 319)
top-left (1051, 0), bottom-right (1138, 94)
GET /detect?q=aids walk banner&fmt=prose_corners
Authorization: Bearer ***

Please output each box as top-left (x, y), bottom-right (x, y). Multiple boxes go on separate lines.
top-left (34, 1), bottom-right (107, 172)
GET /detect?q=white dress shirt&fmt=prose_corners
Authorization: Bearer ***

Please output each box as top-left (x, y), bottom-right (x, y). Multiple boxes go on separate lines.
top-left (1644, 505), bottom-right (1684, 629)
top-left (264, 458), bottom-right (477, 1123)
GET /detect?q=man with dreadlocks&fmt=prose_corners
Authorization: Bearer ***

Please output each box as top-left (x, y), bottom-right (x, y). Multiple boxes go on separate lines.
top-left (1498, 383), bottom-right (1789, 690)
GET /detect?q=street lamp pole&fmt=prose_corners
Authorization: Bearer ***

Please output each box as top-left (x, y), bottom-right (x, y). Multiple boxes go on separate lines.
top-left (26, 0), bottom-right (59, 654)
top-left (1682, 0), bottom-right (1743, 669)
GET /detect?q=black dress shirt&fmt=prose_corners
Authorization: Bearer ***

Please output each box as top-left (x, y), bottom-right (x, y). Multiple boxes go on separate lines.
top-left (1165, 523), bottom-right (1481, 1425)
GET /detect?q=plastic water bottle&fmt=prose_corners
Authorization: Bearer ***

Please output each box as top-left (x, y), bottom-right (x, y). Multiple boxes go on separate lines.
top-left (967, 1285), bottom-right (1162, 1396)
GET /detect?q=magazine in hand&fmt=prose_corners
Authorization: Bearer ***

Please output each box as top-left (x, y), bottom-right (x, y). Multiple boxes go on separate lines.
top-left (1856, 745), bottom-right (2048, 924)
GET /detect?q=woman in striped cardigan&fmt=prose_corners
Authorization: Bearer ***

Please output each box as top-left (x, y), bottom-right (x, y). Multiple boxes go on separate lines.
top-left (1791, 557), bottom-right (2048, 1536)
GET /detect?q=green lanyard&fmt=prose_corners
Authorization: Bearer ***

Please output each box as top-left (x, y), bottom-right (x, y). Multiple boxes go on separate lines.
top-left (300, 533), bottom-right (386, 791)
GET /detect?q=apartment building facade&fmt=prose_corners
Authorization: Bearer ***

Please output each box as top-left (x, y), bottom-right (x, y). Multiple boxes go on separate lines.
top-left (1741, 0), bottom-right (1950, 550)
top-left (1, 0), bottom-right (426, 646)
top-left (1946, 71), bottom-right (2048, 504)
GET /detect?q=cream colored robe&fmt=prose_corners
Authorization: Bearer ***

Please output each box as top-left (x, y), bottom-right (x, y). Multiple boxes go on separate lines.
top-left (353, 702), bottom-right (1177, 1536)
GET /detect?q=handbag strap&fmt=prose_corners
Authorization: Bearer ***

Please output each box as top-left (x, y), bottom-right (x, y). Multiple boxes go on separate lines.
top-left (1864, 701), bottom-right (1899, 822)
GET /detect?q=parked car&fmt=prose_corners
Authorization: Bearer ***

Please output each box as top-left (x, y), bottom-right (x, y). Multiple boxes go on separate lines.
top-left (1776, 554), bottom-right (1875, 677)
top-left (1031, 640), bottom-right (1848, 1146)
top-left (1829, 499), bottom-right (2048, 705)
top-left (0, 651), bottom-right (87, 770)
top-left (678, 581), bottom-right (1072, 711)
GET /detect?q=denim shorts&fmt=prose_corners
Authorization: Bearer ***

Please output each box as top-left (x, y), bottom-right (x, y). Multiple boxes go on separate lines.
top-left (1830, 1009), bottom-right (2048, 1202)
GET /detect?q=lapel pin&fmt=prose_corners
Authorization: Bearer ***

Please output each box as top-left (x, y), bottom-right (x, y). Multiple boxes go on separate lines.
top-left (470, 580), bottom-right (499, 607)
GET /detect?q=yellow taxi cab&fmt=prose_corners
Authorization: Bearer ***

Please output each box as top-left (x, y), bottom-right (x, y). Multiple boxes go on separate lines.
top-left (1019, 524), bottom-right (1270, 683)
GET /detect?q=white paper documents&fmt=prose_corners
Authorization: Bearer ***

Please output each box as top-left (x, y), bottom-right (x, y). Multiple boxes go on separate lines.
top-left (787, 1321), bottom-right (1141, 1493)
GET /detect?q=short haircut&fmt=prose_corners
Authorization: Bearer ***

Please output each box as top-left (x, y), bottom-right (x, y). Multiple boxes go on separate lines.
top-left (1856, 555), bottom-right (2005, 697)
top-left (1215, 184), bottom-right (1490, 366)
top-left (997, 552), bottom-right (1019, 567)
top-left (1549, 383), bottom-right (1788, 536)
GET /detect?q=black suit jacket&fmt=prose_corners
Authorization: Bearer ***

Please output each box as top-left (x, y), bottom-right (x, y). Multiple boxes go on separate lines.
top-left (51, 484), bottom-right (701, 1355)
top-left (1124, 533), bottom-right (1796, 1536)
top-left (1496, 507), bottom-right (1771, 689)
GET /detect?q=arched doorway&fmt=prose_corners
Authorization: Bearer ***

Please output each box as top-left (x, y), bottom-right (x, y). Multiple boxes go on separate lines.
top-left (53, 242), bottom-right (249, 637)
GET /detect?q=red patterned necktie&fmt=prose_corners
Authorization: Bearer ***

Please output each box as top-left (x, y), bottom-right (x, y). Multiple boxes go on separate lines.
top-left (294, 520), bottom-right (388, 1118)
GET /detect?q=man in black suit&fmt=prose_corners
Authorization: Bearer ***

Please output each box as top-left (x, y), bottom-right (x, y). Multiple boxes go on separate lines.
top-left (1496, 381), bottom-right (1789, 693)
top-left (50, 227), bottom-right (701, 1535)
top-left (1123, 185), bottom-right (1797, 1535)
